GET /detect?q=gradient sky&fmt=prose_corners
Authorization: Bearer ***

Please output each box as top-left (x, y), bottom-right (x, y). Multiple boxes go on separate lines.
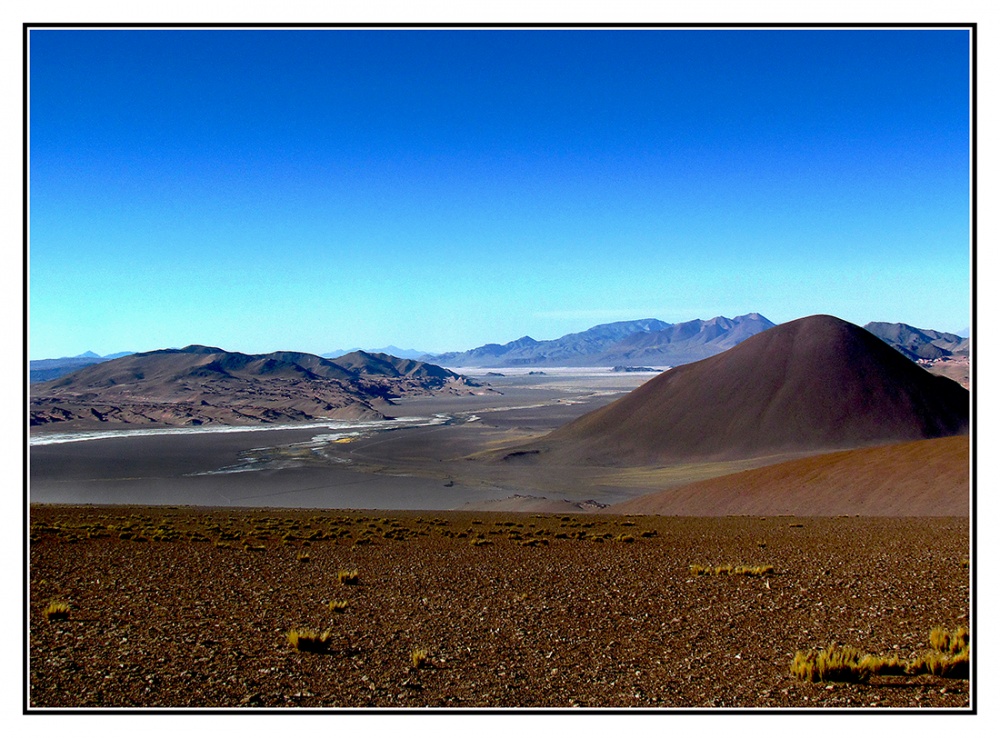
top-left (28, 27), bottom-right (972, 359)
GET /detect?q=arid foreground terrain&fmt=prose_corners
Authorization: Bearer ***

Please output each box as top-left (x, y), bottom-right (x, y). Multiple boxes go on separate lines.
top-left (29, 505), bottom-right (970, 709)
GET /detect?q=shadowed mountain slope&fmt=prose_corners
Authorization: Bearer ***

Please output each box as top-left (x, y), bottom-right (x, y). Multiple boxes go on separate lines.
top-left (535, 315), bottom-right (969, 465)
top-left (609, 435), bottom-right (969, 516)
top-left (864, 322), bottom-right (969, 361)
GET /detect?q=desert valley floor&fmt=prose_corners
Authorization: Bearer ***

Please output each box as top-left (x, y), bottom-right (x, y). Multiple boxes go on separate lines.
top-left (29, 371), bottom-right (697, 512)
top-left (28, 370), bottom-right (972, 709)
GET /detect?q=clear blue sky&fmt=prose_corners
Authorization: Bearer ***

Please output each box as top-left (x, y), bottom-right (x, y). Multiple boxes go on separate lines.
top-left (28, 27), bottom-right (971, 359)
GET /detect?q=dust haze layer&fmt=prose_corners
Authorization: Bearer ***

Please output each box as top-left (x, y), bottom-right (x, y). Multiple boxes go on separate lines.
top-left (535, 315), bottom-right (969, 466)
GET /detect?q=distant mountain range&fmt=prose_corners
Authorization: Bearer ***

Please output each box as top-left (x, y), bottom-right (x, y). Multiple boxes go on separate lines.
top-left (29, 316), bottom-right (972, 383)
top-left (29, 351), bottom-right (135, 383)
top-left (323, 345), bottom-right (428, 360)
top-left (29, 347), bottom-right (482, 429)
top-left (423, 314), bottom-right (777, 367)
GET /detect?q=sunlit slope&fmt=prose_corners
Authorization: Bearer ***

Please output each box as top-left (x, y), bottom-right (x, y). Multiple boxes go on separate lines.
top-left (610, 435), bottom-right (969, 516)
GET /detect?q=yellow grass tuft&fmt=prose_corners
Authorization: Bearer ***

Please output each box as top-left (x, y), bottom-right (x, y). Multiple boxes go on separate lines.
top-left (908, 648), bottom-right (970, 679)
top-left (860, 653), bottom-right (909, 677)
top-left (929, 626), bottom-right (968, 655)
top-left (913, 626), bottom-right (970, 678)
top-left (792, 627), bottom-right (971, 683)
top-left (690, 563), bottom-right (775, 577)
top-left (790, 644), bottom-right (873, 683)
top-left (410, 648), bottom-right (429, 669)
top-left (43, 600), bottom-right (71, 622)
top-left (287, 628), bottom-right (333, 653)
top-left (338, 569), bottom-right (359, 585)
top-left (328, 599), bottom-right (348, 613)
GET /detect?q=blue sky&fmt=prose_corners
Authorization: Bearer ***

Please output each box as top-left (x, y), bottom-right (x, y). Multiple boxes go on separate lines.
top-left (28, 28), bottom-right (971, 358)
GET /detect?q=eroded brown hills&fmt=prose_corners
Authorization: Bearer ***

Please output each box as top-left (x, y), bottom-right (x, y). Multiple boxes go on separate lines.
top-left (610, 435), bottom-right (970, 517)
top-left (532, 315), bottom-right (969, 466)
top-left (29, 346), bottom-right (483, 429)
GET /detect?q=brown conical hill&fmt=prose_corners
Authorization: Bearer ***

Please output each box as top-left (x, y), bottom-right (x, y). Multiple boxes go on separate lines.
top-left (540, 315), bottom-right (969, 465)
top-left (608, 435), bottom-right (969, 516)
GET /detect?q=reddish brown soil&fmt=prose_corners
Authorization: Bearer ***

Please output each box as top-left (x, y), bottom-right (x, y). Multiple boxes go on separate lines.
top-left (538, 315), bottom-right (969, 465)
top-left (611, 436), bottom-right (970, 517)
top-left (29, 506), bottom-right (971, 710)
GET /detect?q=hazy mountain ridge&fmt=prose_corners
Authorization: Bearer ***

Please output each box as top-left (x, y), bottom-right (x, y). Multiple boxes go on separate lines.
top-left (32, 316), bottom-right (968, 381)
top-left (424, 316), bottom-right (776, 367)
top-left (29, 351), bottom-right (136, 383)
top-left (29, 347), bottom-right (482, 429)
top-left (323, 345), bottom-right (428, 360)
top-left (595, 313), bottom-right (776, 366)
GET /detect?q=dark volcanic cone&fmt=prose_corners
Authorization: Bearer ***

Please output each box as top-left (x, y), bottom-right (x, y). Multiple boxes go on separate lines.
top-left (538, 315), bottom-right (969, 465)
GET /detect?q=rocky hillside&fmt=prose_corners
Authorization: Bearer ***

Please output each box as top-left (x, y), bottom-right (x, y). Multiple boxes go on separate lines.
top-left (29, 347), bottom-right (483, 429)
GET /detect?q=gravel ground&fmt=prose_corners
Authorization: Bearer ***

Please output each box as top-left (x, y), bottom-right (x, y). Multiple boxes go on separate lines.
top-left (28, 505), bottom-right (971, 710)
